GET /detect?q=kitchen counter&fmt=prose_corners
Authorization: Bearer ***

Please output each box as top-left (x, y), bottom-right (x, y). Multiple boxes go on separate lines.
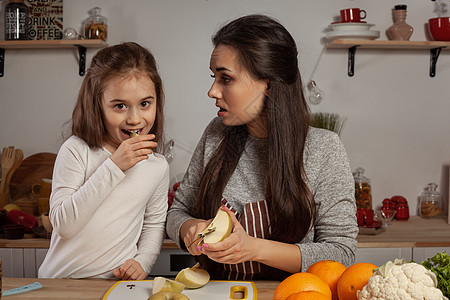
top-left (356, 216), bottom-right (450, 248)
top-left (1, 216), bottom-right (449, 249)
top-left (2, 277), bottom-right (279, 299)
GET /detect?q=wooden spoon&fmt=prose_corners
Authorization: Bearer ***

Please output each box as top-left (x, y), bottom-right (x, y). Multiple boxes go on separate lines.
top-left (0, 146), bottom-right (15, 193)
top-left (3, 149), bottom-right (24, 194)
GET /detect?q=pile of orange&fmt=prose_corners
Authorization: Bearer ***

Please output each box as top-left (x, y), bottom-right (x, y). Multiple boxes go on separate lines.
top-left (272, 260), bottom-right (377, 300)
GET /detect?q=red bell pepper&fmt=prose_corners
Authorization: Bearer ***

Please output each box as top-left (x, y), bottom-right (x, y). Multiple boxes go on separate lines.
top-left (6, 210), bottom-right (38, 233)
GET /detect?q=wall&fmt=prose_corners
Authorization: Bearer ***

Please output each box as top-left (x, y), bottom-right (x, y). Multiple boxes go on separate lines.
top-left (0, 0), bottom-right (449, 216)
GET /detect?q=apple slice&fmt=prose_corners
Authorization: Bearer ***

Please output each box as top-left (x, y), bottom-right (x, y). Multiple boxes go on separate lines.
top-left (175, 263), bottom-right (210, 289)
top-left (202, 209), bottom-right (232, 244)
top-left (148, 291), bottom-right (189, 300)
top-left (152, 277), bottom-right (185, 294)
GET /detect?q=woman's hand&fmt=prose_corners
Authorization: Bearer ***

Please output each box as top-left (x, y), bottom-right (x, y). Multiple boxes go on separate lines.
top-left (110, 134), bottom-right (157, 172)
top-left (199, 206), bottom-right (257, 264)
top-left (113, 259), bottom-right (146, 280)
top-left (180, 218), bottom-right (211, 256)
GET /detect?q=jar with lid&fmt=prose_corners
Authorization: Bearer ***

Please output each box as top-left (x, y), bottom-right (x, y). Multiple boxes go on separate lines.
top-left (419, 183), bottom-right (443, 218)
top-left (353, 167), bottom-right (372, 209)
top-left (84, 7), bottom-right (107, 41)
top-left (4, 0), bottom-right (29, 40)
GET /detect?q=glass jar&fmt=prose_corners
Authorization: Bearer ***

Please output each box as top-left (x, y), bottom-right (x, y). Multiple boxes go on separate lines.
top-left (84, 7), bottom-right (107, 41)
top-left (4, 0), bottom-right (29, 40)
top-left (419, 183), bottom-right (443, 219)
top-left (354, 167), bottom-right (372, 209)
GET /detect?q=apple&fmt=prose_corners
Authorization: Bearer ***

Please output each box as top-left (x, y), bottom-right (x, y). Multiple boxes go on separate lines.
top-left (175, 263), bottom-right (210, 289)
top-left (152, 277), bottom-right (185, 294)
top-left (148, 291), bottom-right (189, 300)
top-left (202, 209), bottom-right (232, 244)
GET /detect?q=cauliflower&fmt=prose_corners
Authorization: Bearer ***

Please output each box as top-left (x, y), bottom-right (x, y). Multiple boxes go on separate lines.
top-left (357, 259), bottom-right (448, 300)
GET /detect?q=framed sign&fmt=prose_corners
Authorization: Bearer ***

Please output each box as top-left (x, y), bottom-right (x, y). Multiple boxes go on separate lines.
top-left (25, 0), bottom-right (63, 40)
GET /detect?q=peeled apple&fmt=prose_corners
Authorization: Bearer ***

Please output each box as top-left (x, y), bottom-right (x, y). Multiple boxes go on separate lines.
top-left (152, 277), bottom-right (185, 294)
top-left (175, 263), bottom-right (210, 289)
top-left (202, 209), bottom-right (232, 244)
top-left (147, 291), bottom-right (189, 300)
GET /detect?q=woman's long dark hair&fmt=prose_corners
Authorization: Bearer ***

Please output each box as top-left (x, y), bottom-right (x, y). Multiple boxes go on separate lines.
top-left (196, 15), bottom-right (315, 247)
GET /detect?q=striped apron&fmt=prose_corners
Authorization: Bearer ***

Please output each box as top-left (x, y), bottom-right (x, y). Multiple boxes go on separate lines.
top-left (220, 198), bottom-right (271, 281)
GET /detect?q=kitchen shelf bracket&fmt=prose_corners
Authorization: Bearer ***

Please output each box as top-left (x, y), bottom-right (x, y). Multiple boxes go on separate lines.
top-left (78, 46), bottom-right (87, 76)
top-left (347, 45), bottom-right (359, 77)
top-left (0, 48), bottom-right (5, 77)
top-left (429, 46), bottom-right (444, 77)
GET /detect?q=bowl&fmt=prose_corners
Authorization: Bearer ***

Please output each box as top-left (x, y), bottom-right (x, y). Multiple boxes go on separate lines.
top-left (429, 17), bottom-right (450, 41)
top-left (2, 224), bottom-right (25, 239)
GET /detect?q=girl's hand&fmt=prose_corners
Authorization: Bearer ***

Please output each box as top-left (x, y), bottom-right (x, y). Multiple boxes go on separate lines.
top-left (110, 134), bottom-right (157, 172)
top-left (199, 206), bottom-right (257, 264)
top-left (113, 259), bottom-right (146, 280)
top-left (180, 218), bottom-right (212, 256)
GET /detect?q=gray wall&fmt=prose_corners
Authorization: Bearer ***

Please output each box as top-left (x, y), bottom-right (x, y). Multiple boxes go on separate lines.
top-left (1, 0), bottom-right (449, 216)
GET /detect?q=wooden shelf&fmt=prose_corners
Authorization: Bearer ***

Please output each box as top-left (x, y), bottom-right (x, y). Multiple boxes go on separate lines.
top-left (327, 39), bottom-right (450, 50)
top-left (326, 39), bottom-right (450, 77)
top-left (0, 39), bottom-right (108, 49)
top-left (0, 39), bottom-right (108, 77)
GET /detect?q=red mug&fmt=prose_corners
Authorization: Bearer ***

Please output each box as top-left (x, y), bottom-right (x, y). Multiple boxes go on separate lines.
top-left (356, 208), bottom-right (374, 226)
top-left (340, 8), bottom-right (367, 23)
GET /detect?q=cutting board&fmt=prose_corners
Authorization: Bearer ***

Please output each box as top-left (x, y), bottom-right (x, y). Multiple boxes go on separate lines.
top-left (102, 280), bottom-right (257, 300)
top-left (9, 152), bottom-right (56, 201)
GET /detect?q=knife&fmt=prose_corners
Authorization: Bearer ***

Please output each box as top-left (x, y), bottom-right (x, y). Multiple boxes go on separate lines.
top-left (2, 282), bottom-right (43, 296)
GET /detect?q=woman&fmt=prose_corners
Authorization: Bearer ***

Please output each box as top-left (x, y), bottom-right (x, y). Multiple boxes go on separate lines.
top-left (166, 14), bottom-right (357, 281)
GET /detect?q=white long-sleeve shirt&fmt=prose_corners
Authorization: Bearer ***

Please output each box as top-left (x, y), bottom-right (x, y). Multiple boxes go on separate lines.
top-left (39, 136), bottom-right (169, 279)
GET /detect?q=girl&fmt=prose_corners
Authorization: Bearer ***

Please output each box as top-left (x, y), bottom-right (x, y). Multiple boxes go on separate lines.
top-left (39, 42), bottom-right (169, 280)
top-left (166, 15), bottom-right (358, 281)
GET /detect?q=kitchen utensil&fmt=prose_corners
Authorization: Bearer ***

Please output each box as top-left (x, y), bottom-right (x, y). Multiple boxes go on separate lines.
top-left (0, 146), bottom-right (15, 193)
top-left (419, 183), bottom-right (443, 218)
top-left (325, 30), bottom-right (380, 40)
top-left (103, 280), bottom-right (257, 300)
top-left (32, 178), bottom-right (52, 198)
top-left (2, 282), bottom-right (42, 296)
top-left (9, 152), bottom-right (56, 202)
top-left (0, 191), bottom-right (9, 208)
top-left (354, 167), bottom-right (372, 209)
top-left (378, 209), bottom-right (396, 227)
top-left (3, 149), bottom-right (24, 193)
top-left (356, 208), bottom-right (374, 226)
top-left (37, 197), bottom-right (50, 215)
top-left (429, 17), bottom-right (450, 41)
top-left (329, 22), bottom-right (375, 31)
top-left (41, 213), bottom-right (53, 233)
top-left (2, 224), bottom-right (25, 239)
top-left (340, 8), bottom-right (366, 23)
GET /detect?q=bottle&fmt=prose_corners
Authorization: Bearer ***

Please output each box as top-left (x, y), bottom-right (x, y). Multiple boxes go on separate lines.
top-left (396, 199), bottom-right (409, 221)
top-left (419, 183), bottom-right (443, 219)
top-left (353, 167), bottom-right (372, 209)
top-left (4, 0), bottom-right (29, 40)
top-left (84, 7), bottom-right (108, 41)
top-left (387, 5), bottom-right (413, 41)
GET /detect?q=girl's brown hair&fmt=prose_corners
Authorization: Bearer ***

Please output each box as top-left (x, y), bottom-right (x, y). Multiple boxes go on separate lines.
top-left (197, 14), bottom-right (315, 247)
top-left (71, 42), bottom-right (164, 149)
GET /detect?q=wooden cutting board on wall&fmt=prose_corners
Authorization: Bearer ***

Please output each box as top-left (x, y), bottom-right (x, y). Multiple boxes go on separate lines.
top-left (9, 152), bottom-right (57, 201)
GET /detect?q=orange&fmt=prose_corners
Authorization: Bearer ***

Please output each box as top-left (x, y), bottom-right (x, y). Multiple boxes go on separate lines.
top-left (273, 272), bottom-right (332, 300)
top-left (286, 291), bottom-right (331, 300)
top-left (336, 262), bottom-right (377, 300)
top-left (306, 260), bottom-right (347, 300)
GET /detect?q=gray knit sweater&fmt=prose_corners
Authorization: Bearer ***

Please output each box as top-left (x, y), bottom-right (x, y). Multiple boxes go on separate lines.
top-left (166, 117), bottom-right (358, 272)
